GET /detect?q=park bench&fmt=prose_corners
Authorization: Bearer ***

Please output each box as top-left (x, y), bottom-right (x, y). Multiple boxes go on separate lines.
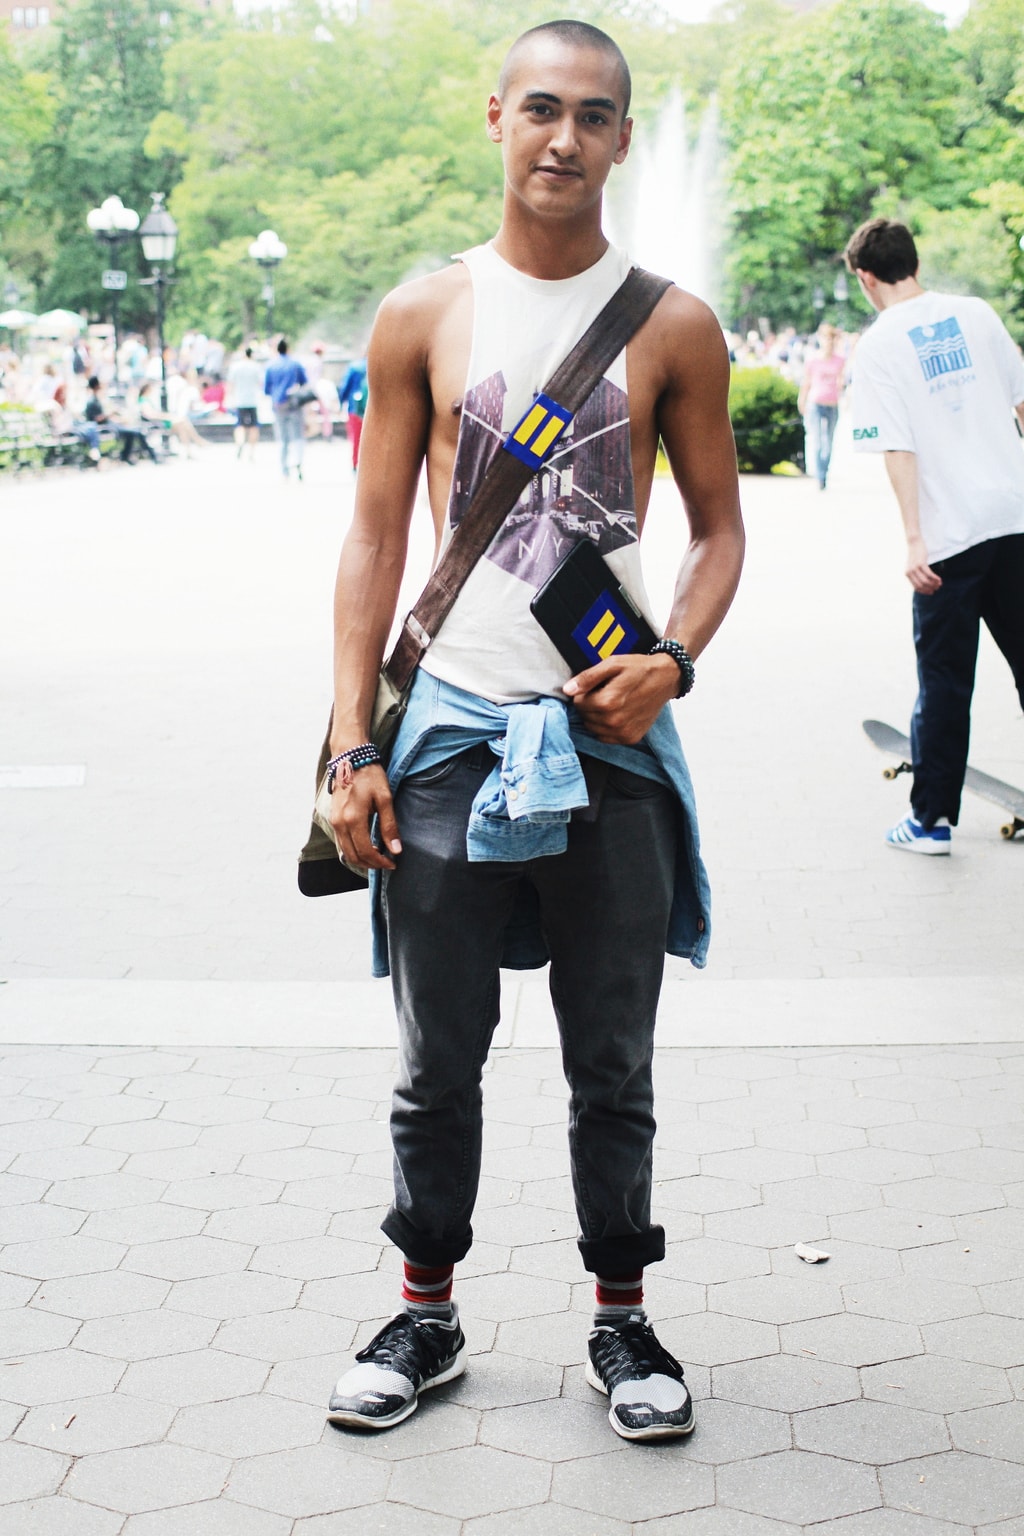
top-left (0, 406), bottom-right (116, 473)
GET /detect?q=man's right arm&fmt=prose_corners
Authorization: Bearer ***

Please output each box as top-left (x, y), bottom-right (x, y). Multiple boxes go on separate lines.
top-left (326, 287), bottom-right (432, 872)
top-left (884, 449), bottom-right (941, 594)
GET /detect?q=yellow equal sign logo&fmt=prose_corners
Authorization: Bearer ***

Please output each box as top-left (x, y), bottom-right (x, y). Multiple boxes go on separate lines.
top-left (588, 608), bottom-right (627, 660)
top-left (503, 392), bottom-right (573, 469)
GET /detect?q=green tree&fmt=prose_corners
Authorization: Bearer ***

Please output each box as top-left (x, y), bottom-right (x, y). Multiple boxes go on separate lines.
top-left (0, 29), bottom-right (54, 303)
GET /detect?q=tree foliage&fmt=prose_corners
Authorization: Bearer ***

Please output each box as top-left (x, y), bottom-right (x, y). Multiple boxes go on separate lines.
top-left (5, 0), bottom-right (1024, 342)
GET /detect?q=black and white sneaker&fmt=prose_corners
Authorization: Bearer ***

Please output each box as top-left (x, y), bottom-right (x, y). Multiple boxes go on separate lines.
top-left (587, 1313), bottom-right (695, 1441)
top-left (327, 1307), bottom-right (466, 1430)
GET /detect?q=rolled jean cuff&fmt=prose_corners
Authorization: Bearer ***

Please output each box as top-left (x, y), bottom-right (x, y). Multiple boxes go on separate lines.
top-left (381, 1207), bottom-right (474, 1267)
top-left (577, 1225), bottom-right (666, 1275)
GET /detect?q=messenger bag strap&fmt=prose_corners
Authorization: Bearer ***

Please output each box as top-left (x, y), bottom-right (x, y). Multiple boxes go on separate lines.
top-left (385, 265), bottom-right (672, 691)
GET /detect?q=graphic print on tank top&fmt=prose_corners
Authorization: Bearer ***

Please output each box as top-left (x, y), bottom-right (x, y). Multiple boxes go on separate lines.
top-left (449, 370), bottom-right (637, 590)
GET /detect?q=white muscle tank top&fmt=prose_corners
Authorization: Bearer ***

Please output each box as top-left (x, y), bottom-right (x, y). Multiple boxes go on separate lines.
top-left (420, 240), bottom-right (658, 705)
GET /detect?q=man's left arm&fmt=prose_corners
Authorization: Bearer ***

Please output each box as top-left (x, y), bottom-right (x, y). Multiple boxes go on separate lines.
top-left (566, 293), bottom-right (745, 743)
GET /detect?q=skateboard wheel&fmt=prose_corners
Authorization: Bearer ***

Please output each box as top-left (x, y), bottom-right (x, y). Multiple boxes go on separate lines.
top-left (883, 767), bottom-right (898, 781)
top-left (1000, 821), bottom-right (1021, 840)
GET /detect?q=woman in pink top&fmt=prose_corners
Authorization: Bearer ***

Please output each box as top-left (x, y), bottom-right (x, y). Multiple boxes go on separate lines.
top-left (799, 324), bottom-right (846, 490)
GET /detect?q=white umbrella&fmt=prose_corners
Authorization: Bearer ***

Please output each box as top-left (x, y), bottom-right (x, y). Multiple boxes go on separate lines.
top-left (0, 309), bottom-right (37, 329)
top-left (29, 309), bottom-right (85, 337)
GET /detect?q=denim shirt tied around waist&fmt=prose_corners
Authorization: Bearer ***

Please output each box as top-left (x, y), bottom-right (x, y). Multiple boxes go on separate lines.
top-left (368, 669), bottom-right (711, 979)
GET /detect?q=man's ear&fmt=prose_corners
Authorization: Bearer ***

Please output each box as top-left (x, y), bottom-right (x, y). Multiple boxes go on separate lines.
top-left (614, 115), bottom-right (633, 166)
top-left (486, 93), bottom-right (502, 143)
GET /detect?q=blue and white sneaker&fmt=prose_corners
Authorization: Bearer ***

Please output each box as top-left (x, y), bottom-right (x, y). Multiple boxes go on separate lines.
top-left (885, 815), bottom-right (951, 855)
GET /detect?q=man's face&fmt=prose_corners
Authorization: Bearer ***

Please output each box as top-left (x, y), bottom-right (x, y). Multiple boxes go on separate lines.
top-left (487, 37), bottom-right (632, 222)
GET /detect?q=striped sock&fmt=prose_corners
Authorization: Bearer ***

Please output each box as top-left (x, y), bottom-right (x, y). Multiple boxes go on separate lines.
top-left (595, 1270), bottom-right (644, 1321)
top-left (402, 1261), bottom-right (455, 1319)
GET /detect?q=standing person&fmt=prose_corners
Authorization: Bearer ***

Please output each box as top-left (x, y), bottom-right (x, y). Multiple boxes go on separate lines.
top-left (336, 356), bottom-right (367, 472)
top-left (322, 21), bottom-right (744, 1442)
top-left (227, 345), bottom-right (264, 461)
top-left (264, 337), bottom-right (308, 480)
top-left (798, 322), bottom-right (845, 490)
top-left (845, 217), bottom-right (1024, 853)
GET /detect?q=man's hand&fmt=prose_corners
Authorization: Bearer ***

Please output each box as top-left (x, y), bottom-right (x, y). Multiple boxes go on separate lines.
top-left (326, 765), bottom-right (402, 872)
top-left (563, 653), bottom-right (680, 743)
top-left (905, 534), bottom-right (942, 595)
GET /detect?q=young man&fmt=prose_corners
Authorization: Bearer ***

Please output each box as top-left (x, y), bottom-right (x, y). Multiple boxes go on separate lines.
top-left (227, 345), bottom-right (263, 462)
top-left (263, 337), bottom-right (308, 480)
top-left (845, 218), bottom-right (1024, 853)
top-left (324, 21), bottom-right (744, 1441)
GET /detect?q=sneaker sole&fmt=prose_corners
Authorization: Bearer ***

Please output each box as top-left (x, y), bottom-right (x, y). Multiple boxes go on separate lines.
top-left (585, 1359), bottom-right (696, 1441)
top-left (326, 1344), bottom-right (466, 1431)
top-left (885, 837), bottom-right (950, 855)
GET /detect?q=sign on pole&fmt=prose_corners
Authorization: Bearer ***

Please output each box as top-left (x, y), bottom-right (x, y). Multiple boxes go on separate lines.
top-left (102, 270), bottom-right (128, 291)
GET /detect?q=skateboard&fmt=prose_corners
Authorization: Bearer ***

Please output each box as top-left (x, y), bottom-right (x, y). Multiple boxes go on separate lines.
top-left (863, 719), bottom-right (1024, 841)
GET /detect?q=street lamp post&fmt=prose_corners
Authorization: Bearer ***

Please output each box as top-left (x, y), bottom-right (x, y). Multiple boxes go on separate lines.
top-left (248, 229), bottom-right (287, 338)
top-left (86, 196), bottom-right (140, 381)
top-left (138, 193), bottom-right (178, 415)
top-left (833, 270), bottom-right (850, 330)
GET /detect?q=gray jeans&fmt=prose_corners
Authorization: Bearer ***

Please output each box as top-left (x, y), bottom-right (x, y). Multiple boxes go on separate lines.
top-left (380, 744), bottom-right (676, 1275)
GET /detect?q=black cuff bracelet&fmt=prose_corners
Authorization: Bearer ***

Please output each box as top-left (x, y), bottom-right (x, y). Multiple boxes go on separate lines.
top-left (649, 638), bottom-right (696, 698)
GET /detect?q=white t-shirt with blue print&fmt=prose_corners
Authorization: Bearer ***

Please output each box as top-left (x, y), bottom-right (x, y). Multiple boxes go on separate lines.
top-left (852, 290), bottom-right (1024, 562)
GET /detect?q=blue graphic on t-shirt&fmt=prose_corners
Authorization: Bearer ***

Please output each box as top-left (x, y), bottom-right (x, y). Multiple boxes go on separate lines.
top-left (908, 317), bottom-right (972, 382)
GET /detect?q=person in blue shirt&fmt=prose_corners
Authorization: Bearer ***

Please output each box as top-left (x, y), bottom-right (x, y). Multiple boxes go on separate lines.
top-left (336, 358), bottom-right (368, 473)
top-left (263, 337), bottom-right (308, 480)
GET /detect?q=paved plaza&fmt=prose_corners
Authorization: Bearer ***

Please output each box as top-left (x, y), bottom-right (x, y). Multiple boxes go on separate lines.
top-left (1, 424), bottom-right (1023, 1532)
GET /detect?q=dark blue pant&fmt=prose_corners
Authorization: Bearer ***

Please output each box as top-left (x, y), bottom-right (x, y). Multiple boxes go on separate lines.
top-left (380, 746), bottom-right (676, 1276)
top-left (911, 533), bottom-right (1024, 827)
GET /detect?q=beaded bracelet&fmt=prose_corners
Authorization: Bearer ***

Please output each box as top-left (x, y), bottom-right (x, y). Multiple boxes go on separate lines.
top-left (326, 742), bottom-right (383, 791)
top-left (649, 638), bottom-right (696, 698)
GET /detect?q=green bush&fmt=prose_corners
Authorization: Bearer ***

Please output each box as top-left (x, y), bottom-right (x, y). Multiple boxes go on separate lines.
top-left (728, 367), bottom-right (805, 474)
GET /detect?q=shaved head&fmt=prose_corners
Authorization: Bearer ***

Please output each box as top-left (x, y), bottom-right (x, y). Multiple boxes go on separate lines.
top-left (499, 20), bottom-right (632, 120)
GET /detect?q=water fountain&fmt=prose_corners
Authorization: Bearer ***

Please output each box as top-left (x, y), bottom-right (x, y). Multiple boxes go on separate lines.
top-left (608, 88), bottom-right (723, 312)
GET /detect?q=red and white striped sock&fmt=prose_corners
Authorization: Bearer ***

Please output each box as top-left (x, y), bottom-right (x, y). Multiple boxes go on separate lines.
top-left (402, 1261), bottom-right (455, 1319)
top-left (594, 1271), bottom-right (645, 1321)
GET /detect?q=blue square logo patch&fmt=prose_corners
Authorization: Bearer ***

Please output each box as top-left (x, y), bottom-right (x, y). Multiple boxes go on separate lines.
top-left (571, 593), bottom-right (640, 664)
top-left (908, 317), bottom-right (972, 382)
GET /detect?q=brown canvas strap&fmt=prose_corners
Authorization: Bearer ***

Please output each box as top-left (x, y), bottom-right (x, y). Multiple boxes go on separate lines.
top-left (385, 265), bottom-right (672, 691)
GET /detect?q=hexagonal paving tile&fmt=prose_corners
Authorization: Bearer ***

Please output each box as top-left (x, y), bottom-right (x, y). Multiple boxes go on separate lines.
top-left (679, 1397), bottom-right (791, 1465)
top-left (213, 1308), bottom-right (342, 1361)
top-left (478, 1396), bottom-right (616, 1462)
top-left (0, 1440), bottom-right (70, 1502)
top-left (710, 1274), bottom-right (844, 1325)
top-left (227, 1443), bottom-right (391, 1518)
top-left (842, 1276), bottom-right (980, 1325)
top-left (551, 1445), bottom-right (713, 1522)
top-left (0, 1204), bottom-right (83, 1245)
top-left (903, 1238), bottom-right (1024, 1287)
top-left (980, 1277), bottom-right (1024, 1317)
top-left (162, 1173), bottom-right (284, 1210)
top-left (861, 1353), bottom-right (1012, 1414)
top-left (794, 1397), bottom-right (949, 1463)
top-left (656, 1176), bottom-right (760, 1214)
top-left (15, 1394), bottom-right (176, 1455)
top-left (75, 1308), bottom-right (218, 1361)
top-left (660, 1237), bottom-right (770, 1285)
top-left (250, 1236), bottom-right (381, 1281)
top-left (81, 1203), bottom-right (206, 1246)
top-left (170, 1392), bottom-right (324, 1458)
top-left (204, 1204), bottom-right (328, 1246)
top-left (780, 1313), bottom-right (922, 1368)
top-left (63, 1442), bottom-right (230, 1514)
top-left (713, 1351), bottom-right (860, 1412)
top-left (923, 1313), bottom-right (1024, 1368)
top-left (296, 1504), bottom-right (458, 1536)
top-left (0, 1348), bottom-right (124, 1407)
top-left (0, 1499), bottom-right (124, 1536)
top-left (0, 1306), bottom-right (79, 1357)
top-left (118, 1348), bottom-right (269, 1407)
top-left (1, 1235), bottom-right (126, 1279)
top-left (455, 1273), bottom-right (570, 1322)
top-left (949, 1399), bottom-right (1024, 1460)
top-left (634, 1508), bottom-right (800, 1536)
top-left (880, 1449), bottom-right (1024, 1525)
top-left (120, 1500), bottom-right (292, 1535)
top-left (444, 1350), bottom-right (563, 1410)
top-left (803, 1513), bottom-right (963, 1536)
top-left (121, 1235), bottom-right (253, 1281)
top-left (765, 1176), bottom-right (882, 1216)
top-left (717, 1449), bottom-right (880, 1525)
top-left (165, 1271), bottom-right (301, 1320)
top-left (30, 1270), bottom-right (170, 1319)
top-left (884, 1177), bottom-right (1006, 1217)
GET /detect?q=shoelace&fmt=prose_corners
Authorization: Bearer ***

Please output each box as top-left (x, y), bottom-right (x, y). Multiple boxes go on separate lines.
top-left (354, 1313), bottom-right (448, 1382)
top-left (593, 1320), bottom-right (685, 1387)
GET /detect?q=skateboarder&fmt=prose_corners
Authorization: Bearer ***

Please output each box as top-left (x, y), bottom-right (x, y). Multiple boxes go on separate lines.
top-left (845, 217), bottom-right (1024, 852)
top-left (323, 20), bottom-right (744, 1440)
